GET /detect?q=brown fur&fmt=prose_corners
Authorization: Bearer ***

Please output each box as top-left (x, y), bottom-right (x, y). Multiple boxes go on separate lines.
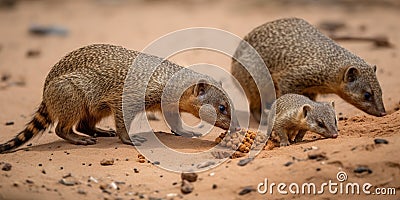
top-left (0, 44), bottom-right (239, 153)
top-left (232, 18), bottom-right (386, 122)
top-left (268, 94), bottom-right (338, 147)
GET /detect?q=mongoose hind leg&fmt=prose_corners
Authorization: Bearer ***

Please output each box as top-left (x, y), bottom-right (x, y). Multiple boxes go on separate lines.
top-left (276, 128), bottom-right (290, 147)
top-left (55, 123), bottom-right (97, 145)
top-left (76, 117), bottom-right (116, 138)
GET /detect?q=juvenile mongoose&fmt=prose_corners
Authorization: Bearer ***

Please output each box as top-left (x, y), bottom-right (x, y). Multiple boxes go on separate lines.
top-left (268, 94), bottom-right (338, 147)
top-left (0, 44), bottom-right (240, 153)
top-left (232, 17), bottom-right (386, 122)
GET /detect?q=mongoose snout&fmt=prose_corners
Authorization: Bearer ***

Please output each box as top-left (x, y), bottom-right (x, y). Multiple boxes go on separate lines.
top-left (268, 94), bottom-right (338, 147)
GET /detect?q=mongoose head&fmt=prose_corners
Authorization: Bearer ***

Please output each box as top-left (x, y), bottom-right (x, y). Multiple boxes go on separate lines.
top-left (339, 65), bottom-right (386, 117)
top-left (184, 79), bottom-right (240, 133)
top-left (299, 102), bottom-right (338, 138)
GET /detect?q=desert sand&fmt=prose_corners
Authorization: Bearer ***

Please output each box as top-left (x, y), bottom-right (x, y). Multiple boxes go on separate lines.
top-left (0, 0), bottom-right (399, 199)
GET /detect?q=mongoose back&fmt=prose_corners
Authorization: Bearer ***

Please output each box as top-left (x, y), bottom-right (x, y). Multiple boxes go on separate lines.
top-left (0, 44), bottom-right (239, 153)
top-left (269, 94), bottom-right (338, 147)
top-left (232, 17), bottom-right (386, 122)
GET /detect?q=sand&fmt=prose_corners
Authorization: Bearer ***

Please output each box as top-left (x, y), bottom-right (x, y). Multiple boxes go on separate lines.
top-left (0, 0), bottom-right (399, 199)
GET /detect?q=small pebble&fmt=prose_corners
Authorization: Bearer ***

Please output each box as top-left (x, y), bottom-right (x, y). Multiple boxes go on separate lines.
top-left (1, 163), bottom-right (12, 171)
top-left (354, 166), bottom-right (373, 174)
top-left (374, 138), bottom-right (388, 144)
top-left (100, 158), bottom-right (114, 166)
top-left (5, 121), bottom-right (14, 126)
top-left (133, 168), bottom-right (139, 173)
top-left (238, 186), bottom-right (255, 195)
top-left (196, 161), bottom-right (215, 169)
top-left (212, 184), bottom-right (217, 189)
top-left (62, 173), bottom-right (72, 178)
top-left (307, 152), bottom-right (328, 161)
top-left (152, 161), bottom-right (160, 165)
top-left (180, 180), bottom-right (194, 194)
top-left (237, 158), bottom-right (253, 166)
top-left (41, 169), bottom-right (46, 174)
top-left (181, 172), bottom-right (198, 182)
top-left (26, 49), bottom-right (40, 57)
top-left (59, 178), bottom-right (77, 186)
top-left (284, 161), bottom-right (293, 167)
top-left (77, 189), bottom-right (87, 195)
top-left (26, 179), bottom-right (34, 184)
top-left (316, 168), bottom-right (321, 171)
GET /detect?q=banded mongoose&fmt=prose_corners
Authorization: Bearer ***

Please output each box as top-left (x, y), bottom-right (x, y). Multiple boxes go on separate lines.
top-left (268, 94), bottom-right (338, 147)
top-left (232, 17), bottom-right (386, 122)
top-left (0, 44), bottom-right (240, 153)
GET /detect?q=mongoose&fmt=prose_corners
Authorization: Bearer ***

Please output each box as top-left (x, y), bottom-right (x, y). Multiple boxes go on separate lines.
top-left (268, 94), bottom-right (338, 147)
top-left (0, 44), bottom-right (240, 153)
top-left (232, 17), bottom-right (386, 122)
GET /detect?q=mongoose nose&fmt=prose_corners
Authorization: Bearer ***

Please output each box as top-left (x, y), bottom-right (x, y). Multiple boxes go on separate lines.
top-left (332, 134), bottom-right (338, 138)
top-left (380, 112), bottom-right (387, 117)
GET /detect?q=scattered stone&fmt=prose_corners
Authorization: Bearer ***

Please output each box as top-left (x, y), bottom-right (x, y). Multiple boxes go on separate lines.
top-left (29, 24), bottom-right (68, 36)
top-left (88, 176), bottom-right (98, 183)
top-left (374, 138), bottom-right (388, 144)
top-left (308, 152), bottom-right (328, 161)
top-left (62, 173), bottom-right (72, 178)
top-left (196, 161), bottom-right (215, 169)
top-left (181, 172), bottom-right (198, 182)
top-left (5, 121), bottom-right (14, 126)
top-left (180, 180), bottom-right (194, 194)
top-left (133, 168), bottom-right (139, 173)
top-left (316, 168), bottom-right (321, 171)
top-left (59, 178), bottom-right (77, 186)
top-left (237, 158), bottom-right (253, 166)
top-left (354, 166), bottom-right (373, 174)
top-left (284, 161), bottom-right (293, 167)
top-left (12, 182), bottom-right (19, 187)
top-left (2, 163), bottom-right (12, 171)
top-left (212, 184), bottom-right (217, 189)
top-left (77, 189), bottom-right (86, 195)
top-left (166, 193), bottom-right (178, 198)
top-left (26, 49), bottom-right (40, 57)
top-left (172, 182), bottom-right (178, 186)
top-left (100, 158), bottom-right (114, 166)
top-left (41, 169), bottom-right (46, 174)
top-left (26, 179), bottom-right (34, 184)
top-left (238, 186), bottom-right (255, 195)
top-left (152, 161), bottom-right (160, 165)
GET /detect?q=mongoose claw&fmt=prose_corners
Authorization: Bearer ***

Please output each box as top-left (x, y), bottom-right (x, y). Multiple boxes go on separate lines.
top-left (279, 141), bottom-right (290, 147)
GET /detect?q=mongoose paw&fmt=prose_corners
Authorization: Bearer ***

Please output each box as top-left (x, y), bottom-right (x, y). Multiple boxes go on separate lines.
top-left (293, 137), bottom-right (303, 143)
top-left (92, 128), bottom-right (116, 137)
top-left (120, 135), bottom-right (147, 146)
top-left (69, 136), bottom-right (97, 145)
top-left (279, 141), bottom-right (290, 147)
top-left (171, 130), bottom-right (202, 138)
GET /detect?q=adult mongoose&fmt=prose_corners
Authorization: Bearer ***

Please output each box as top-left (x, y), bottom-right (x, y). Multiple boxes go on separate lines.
top-left (0, 44), bottom-right (239, 153)
top-left (232, 17), bottom-right (386, 122)
top-left (268, 94), bottom-right (338, 147)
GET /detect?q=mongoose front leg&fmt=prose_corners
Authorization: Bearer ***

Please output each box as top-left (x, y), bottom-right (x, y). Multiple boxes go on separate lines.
top-left (164, 110), bottom-right (202, 137)
top-left (294, 130), bottom-right (307, 143)
top-left (56, 123), bottom-right (97, 145)
top-left (114, 110), bottom-right (146, 146)
top-left (276, 128), bottom-right (290, 147)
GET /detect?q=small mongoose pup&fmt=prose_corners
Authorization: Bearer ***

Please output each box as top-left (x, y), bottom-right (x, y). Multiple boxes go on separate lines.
top-left (232, 17), bottom-right (386, 122)
top-left (0, 44), bottom-right (240, 153)
top-left (268, 94), bottom-right (338, 147)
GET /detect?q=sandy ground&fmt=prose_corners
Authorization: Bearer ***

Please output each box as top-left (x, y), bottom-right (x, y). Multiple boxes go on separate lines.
top-left (0, 0), bottom-right (399, 199)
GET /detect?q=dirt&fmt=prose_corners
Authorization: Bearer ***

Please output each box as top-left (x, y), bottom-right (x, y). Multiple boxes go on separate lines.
top-left (0, 0), bottom-right (399, 199)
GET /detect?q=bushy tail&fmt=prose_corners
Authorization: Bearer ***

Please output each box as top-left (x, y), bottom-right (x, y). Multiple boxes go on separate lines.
top-left (0, 103), bottom-right (52, 153)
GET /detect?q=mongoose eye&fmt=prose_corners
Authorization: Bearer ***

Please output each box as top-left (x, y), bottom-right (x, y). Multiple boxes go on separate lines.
top-left (218, 105), bottom-right (227, 115)
top-left (317, 121), bottom-right (325, 128)
top-left (364, 92), bottom-right (372, 101)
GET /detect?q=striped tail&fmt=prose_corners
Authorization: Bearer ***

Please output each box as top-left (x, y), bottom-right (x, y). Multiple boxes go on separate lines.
top-left (0, 102), bottom-right (52, 153)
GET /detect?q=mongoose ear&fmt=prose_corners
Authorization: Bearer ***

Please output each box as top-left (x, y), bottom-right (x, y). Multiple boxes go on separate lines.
top-left (301, 104), bottom-right (312, 118)
top-left (372, 65), bottom-right (377, 73)
top-left (194, 79), bottom-right (209, 97)
top-left (344, 66), bottom-right (359, 83)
